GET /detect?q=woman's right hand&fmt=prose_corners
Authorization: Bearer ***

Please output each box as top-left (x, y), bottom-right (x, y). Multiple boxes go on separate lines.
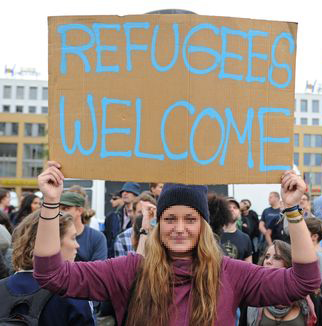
top-left (38, 161), bottom-right (64, 202)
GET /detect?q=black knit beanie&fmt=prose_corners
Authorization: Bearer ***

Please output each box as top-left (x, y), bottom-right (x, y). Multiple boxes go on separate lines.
top-left (157, 183), bottom-right (209, 222)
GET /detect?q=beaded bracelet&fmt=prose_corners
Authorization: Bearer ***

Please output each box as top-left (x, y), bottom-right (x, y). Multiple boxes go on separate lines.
top-left (39, 211), bottom-right (62, 220)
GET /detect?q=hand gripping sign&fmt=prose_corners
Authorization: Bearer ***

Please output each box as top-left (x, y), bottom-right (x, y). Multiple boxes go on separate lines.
top-left (48, 14), bottom-right (297, 184)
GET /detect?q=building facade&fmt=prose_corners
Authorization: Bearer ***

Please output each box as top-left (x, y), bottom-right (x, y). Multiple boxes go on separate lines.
top-left (0, 78), bottom-right (48, 197)
top-left (294, 93), bottom-right (322, 197)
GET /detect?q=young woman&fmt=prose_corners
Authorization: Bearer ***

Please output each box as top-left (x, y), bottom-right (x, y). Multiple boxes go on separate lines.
top-left (33, 161), bottom-right (321, 325)
top-left (2, 210), bottom-right (96, 325)
top-left (12, 194), bottom-right (41, 226)
top-left (247, 240), bottom-right (317, 325)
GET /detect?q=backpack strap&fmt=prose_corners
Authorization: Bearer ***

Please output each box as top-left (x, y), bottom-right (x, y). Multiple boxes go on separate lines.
top-left (0, 277), bottom-right (54, 324)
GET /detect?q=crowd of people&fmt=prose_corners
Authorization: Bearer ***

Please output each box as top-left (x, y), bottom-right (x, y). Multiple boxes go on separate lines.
top-left (1, 163), bottom-right (322, 325)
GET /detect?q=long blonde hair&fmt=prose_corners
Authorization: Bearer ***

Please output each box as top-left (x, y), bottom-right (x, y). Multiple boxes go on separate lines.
top-left (12, 210), bottom-right (73, 271)
top-left (126, 218), bottom-right (222, 326)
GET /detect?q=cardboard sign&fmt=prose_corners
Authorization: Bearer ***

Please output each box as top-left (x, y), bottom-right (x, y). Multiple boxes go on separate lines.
top-left (48, 14), bottom-right (297, 184)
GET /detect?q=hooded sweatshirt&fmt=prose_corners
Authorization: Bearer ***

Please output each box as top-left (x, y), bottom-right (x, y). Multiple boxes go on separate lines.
top-left (34, 253), bottom-right (320, 325)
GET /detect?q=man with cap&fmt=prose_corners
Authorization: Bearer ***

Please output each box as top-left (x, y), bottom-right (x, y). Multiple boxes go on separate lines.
top-left (103, 182), bottom-right (141, 258)
top-left (220, 198), bottom-right (253, 262)
top-left (60, 191), bottom-right (107, 262)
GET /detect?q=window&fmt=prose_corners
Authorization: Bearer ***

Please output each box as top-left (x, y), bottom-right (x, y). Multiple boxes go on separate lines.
top-left (42, 87), bottom-right (48, 100)
top-left (28, 106), bottom-right (36, 113)
top-left (0, 143), bottom-right (17, 177)
top-left (294, 99), bottom-right (296, 111)
top-left (300, 99), bottom-right (308, 112)
top-left (2, 105), bottom-right (10, 113)
top-left (304, 172), bottom-right (311, 184)
top-left (24, 123), bottom-right (46, 137)
top-left (314, 173), bottom-right (322, 185)
top-left (24, 144), bottom-right (44, 159)
top-left (16, 105), bottom-right (23, 113)
top-left (41, 106), bottom-right (48, 114)
top-left (300, 118), bottom-right (308, 125)
top-left (315, 154), bottom-right (322, 166)
top-left (303, 134), bottom-right (311, 147)
top-left (294, 134), bottom-right (299, 147)
top-left (0, 122), bottom-right (18, 136)
top-left (29, 87), bottom-right (37, 100)
top-left (316, 135), bottom-right (322, 147)
top-left (3, 85), bottom-right (12, 99)
top-left (312, 118), bottom-right (319, 126)
top-left (304, 153), bottom-right (311, 166)
top-left (293, 152), bottom-right (299, 166)
top-left (312, 100), bottom-right (319, 113)
top-left (303, 153), bottom-right (322, 166)
top-left (16, 86), bottom-right (24, 99)
top-left (23, 144), bottom-right (44, 177)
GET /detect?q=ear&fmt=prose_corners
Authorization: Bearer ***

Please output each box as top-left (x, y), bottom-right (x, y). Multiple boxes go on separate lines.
top-left (76, 207), bottom-right (84, 214)
top-left (311, 234), bottom-right (318, 242)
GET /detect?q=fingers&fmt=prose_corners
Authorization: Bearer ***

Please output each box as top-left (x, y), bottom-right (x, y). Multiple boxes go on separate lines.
top-left (47, 161), bottom-right (61, 169)
top-left (281, 170), bottom-right (305, 192)
top-left (40, 166), bottom-right (64, 186)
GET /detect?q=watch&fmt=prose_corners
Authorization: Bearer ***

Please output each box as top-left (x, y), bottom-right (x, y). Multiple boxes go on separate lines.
top-left (139, 228), bottom-right (149, 236)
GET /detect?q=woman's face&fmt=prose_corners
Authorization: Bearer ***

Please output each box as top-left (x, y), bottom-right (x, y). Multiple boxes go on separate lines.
top-left (160, 205), bottom-right (201, 258)
top-left (1, 192), bottom-right (10, 208)
top-left (31, 197), bottom-right (41, 212)
top-left (60, 224), bottom-right (79, 262)
top-left (263, 245), bottom-right (286, 268)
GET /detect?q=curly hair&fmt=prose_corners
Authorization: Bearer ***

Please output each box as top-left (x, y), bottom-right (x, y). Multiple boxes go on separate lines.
top-left (12, 210), bottom-right (73, 271)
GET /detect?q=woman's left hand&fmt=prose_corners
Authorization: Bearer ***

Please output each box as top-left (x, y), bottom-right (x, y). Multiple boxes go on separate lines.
top-left (281, 170), bottom-right (306, 208)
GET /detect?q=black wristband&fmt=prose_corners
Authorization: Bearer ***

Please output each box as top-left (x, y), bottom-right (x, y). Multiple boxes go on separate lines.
top-left (39, 211), bottom-right (62, 220)
top-left (42, 202), bottom-right (60, 205)
top-left (42, 203), bottom-right (60, 209)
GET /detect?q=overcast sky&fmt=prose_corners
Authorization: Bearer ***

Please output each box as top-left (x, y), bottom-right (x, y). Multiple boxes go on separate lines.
top-left (1, 0), bottom-right (321, 92)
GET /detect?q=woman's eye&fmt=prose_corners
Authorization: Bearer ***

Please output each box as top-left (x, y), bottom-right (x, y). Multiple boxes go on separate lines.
top-left (186, 217), bottom-right (196, 223)
top-left (264, 255), bottom-right (270, 260)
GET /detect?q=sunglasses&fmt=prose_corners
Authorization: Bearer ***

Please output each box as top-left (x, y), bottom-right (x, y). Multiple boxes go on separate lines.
top-left (111, 197), bottom-right (120, 200)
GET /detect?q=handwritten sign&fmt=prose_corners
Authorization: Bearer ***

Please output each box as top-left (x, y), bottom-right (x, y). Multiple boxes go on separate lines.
top-left (48, 14), bottom-right (297, 184)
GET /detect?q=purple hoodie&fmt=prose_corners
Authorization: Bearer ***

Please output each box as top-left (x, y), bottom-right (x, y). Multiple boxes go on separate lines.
top-left (34, 253), bottom-right (320, 325)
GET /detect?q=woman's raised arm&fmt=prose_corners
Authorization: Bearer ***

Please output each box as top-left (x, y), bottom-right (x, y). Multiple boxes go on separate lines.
top-left (281, 170), bottom-right (317, 264)
top-left (34, 161), bottom-right (64, 257)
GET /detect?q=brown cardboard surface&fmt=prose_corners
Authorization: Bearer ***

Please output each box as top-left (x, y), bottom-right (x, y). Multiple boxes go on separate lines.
top-left (48, 14), bottom-right (297, 184)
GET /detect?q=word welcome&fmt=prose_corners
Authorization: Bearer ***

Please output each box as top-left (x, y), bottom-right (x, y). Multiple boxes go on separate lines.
top-left (58, 22), bottom-right (295, 89)
top-left (59, 94), bottom-right (291, 172)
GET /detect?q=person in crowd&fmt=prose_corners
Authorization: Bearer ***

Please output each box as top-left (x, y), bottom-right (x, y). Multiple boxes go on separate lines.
top-left (240, 199), bottom-right (260, 262)
top-left (247, 240), bottom-right (318, 325)
top-left (104, 182), bottom-right (141, 258)
top-left (305, 217), bottom-right (322, 279)
top-left (149, 183), bottom-right (164, 200)
top-left (33, 162), bottom-right (320, 325)
top-left (0, 188), bottom-right (10, 214)
top-left (109, 192), bottom-right (124, 209)
top-left (0, 251), bottom-right (8, 279)
top-left (0, 210), bottom-right (96, 325)
top-left (12, 194), bottom-right (41, 226)
top-left (114, 192), bottom-right (156, 257)
top-left (221, 198), bottom-right (253, 262)
top-left (68, 185), bottom-right (100, 231)
top-left (300, 193), bottom-right (315, 219)
top-left (208, 193), bottom-right (232, 238)
top-left (0, 211), bottom-right (13, 274)
top-left (0, 223), bottom-right (11, 252)
top-left (60, 191), bottom-right (107, 262)
top-left (259, 191), bottom-right (281, 247)
top-left (0, 210), bottom-right (13, 234)
top-left (313, 196), bottom-right (322, 220)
